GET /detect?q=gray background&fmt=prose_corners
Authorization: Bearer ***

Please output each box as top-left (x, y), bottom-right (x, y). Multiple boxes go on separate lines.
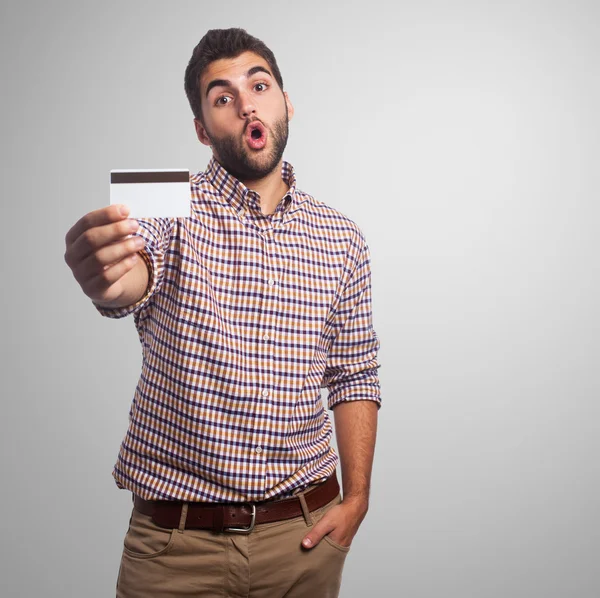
top-left (1, 0), bottom-right (599, 596)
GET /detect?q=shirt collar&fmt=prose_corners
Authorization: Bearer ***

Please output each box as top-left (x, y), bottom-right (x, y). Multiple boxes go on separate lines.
top-left (204, 156), bottom-right (299, 219)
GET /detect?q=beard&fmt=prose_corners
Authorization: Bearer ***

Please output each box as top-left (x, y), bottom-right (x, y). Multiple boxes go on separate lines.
top-left (205, 108), bottom-right (289, 182)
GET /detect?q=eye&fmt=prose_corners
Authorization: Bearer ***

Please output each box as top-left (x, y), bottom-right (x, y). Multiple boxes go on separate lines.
top-left (254, 82), bottom-right (268, 92)
top-left (215, 96), bottom-right (232, 106)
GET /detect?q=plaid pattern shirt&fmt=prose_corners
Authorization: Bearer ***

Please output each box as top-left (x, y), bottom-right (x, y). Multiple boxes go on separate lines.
top-left (95, 157), bottom-right (381, 502)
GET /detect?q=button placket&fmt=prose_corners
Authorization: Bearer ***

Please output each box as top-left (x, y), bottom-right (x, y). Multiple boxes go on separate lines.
top-left (250, 228), bottom-right (279, 489)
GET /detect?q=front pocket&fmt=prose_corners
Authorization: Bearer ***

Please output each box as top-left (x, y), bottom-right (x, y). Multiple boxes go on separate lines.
top-left (323, 533), bottom-right (351, 553)
top-left (310, 494), bottom-right (352, 554)
top-left (122, 508), bottom-right (179, 560)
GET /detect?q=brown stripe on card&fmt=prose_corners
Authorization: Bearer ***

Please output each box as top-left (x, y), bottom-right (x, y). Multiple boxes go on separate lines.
top-left (111, 171), bottom-right (189, 184)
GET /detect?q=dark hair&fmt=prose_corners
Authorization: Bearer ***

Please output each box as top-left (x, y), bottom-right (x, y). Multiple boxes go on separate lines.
top-left (184, 28), bottom-right (284, 123)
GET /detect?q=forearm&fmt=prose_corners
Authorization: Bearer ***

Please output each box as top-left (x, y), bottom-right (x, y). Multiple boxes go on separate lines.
top-left (333, 399), bottom-right (378, 507)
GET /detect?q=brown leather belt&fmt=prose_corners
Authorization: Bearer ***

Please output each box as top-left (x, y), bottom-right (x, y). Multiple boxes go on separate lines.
top-left (133, 472), bottom-right (339, 533)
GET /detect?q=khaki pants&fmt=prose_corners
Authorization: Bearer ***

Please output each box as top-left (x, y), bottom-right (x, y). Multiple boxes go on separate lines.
top-left (116, 491), bottom-right (350, 597)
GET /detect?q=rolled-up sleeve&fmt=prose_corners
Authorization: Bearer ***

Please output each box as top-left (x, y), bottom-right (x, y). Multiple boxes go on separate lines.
top-left (322, 236), bottom-right (382, 410)
top-left (93, 217), bottom-right (173, 319)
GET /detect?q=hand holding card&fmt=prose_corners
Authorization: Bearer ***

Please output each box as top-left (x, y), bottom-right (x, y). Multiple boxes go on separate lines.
top-left (110, 169), bottom-right (191, 218)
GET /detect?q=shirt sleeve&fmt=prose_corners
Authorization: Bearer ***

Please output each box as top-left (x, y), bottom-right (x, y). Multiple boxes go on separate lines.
top-left (322, 235), bottom-right (382, 410)
top-left (92, 217), bottom-right (173, 319)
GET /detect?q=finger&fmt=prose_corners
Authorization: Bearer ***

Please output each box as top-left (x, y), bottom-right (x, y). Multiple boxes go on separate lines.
top-left (65, 204), bottom-right (130, 248)
top-left (86, 252), bottom-right (142, 297)
top-left (80, 236), bottom-right (147, 285)
top-left (66, 214), bottom-right (140, 267)
top-left (302, 518), bottom-right (335, 549)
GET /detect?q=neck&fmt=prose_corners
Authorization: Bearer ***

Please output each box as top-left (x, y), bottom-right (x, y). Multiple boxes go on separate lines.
top-left (239, 159), bottom-right (289, 216)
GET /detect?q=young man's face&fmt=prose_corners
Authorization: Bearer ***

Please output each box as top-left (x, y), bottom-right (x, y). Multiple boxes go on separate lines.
top-left (194, 51), bottom-right (294, 182)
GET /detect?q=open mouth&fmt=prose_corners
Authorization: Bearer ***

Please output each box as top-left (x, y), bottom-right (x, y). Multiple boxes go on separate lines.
top-left (246, 121), bottom-right (267, 149)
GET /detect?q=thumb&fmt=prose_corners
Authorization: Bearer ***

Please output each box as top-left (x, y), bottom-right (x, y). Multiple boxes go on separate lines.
top-left (302, 518), bottom-right (333, 550)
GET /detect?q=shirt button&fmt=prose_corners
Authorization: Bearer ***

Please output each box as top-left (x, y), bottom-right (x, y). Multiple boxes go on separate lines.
top-left (262, 333), bottom-right (270, 341)
top-left (267, 279), bottom-right (276, 286)
top-left (255, 446), bottom-right (263, 454)
top-left (261, 389), bottom-right (269, 397)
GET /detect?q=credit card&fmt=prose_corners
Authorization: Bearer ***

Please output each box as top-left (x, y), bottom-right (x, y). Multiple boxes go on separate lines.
top-left (110, 169), bottom-right (191, 218)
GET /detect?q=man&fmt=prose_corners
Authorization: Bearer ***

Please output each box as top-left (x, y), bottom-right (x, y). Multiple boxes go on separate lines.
top-left (64, 28), bottom-right (381, 597)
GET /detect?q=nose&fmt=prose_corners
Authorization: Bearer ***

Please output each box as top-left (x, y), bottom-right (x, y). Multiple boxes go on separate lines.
top-left (238, 90), bottom-right (256, 119)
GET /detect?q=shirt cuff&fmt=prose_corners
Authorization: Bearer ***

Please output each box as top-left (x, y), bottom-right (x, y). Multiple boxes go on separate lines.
top-left (327, 366), bottom-right (382, 410)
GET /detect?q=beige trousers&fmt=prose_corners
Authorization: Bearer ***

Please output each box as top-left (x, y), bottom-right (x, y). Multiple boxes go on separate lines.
top-left (116, 490), bottom-right (350, 597)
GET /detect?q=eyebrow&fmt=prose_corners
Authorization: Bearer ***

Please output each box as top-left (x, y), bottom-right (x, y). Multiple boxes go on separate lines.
top-left (205, 66), bottom-right (273, 98)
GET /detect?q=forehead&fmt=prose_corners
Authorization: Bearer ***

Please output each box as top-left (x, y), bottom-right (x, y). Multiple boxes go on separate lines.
top-left (200, 51), bottom-right (272, 93)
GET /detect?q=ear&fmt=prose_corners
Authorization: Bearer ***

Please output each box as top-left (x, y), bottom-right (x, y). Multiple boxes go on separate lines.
top-left (194, 118), bottom-right (211, 146)
top-left (284, 91), bottom-right (294, 122)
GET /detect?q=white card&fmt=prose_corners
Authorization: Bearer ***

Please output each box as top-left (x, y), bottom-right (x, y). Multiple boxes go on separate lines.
top-left (110, 169), bottom-right (191, 218)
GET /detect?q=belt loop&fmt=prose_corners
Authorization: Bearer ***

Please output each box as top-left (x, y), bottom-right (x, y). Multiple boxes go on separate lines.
top-left (178, 503), bottom-right (189, 533)
top-left (298, 492), bottom-right (313, 527)
top-left (213, 505), bottom-right (225, 533)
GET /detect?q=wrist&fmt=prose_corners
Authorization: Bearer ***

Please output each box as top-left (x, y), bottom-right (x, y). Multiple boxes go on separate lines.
top-left (341, 493), bottom-right (369, 514)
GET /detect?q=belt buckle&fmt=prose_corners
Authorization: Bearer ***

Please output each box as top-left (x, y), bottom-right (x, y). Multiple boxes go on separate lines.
top-left (224, 503), bottom-right (256, 534)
